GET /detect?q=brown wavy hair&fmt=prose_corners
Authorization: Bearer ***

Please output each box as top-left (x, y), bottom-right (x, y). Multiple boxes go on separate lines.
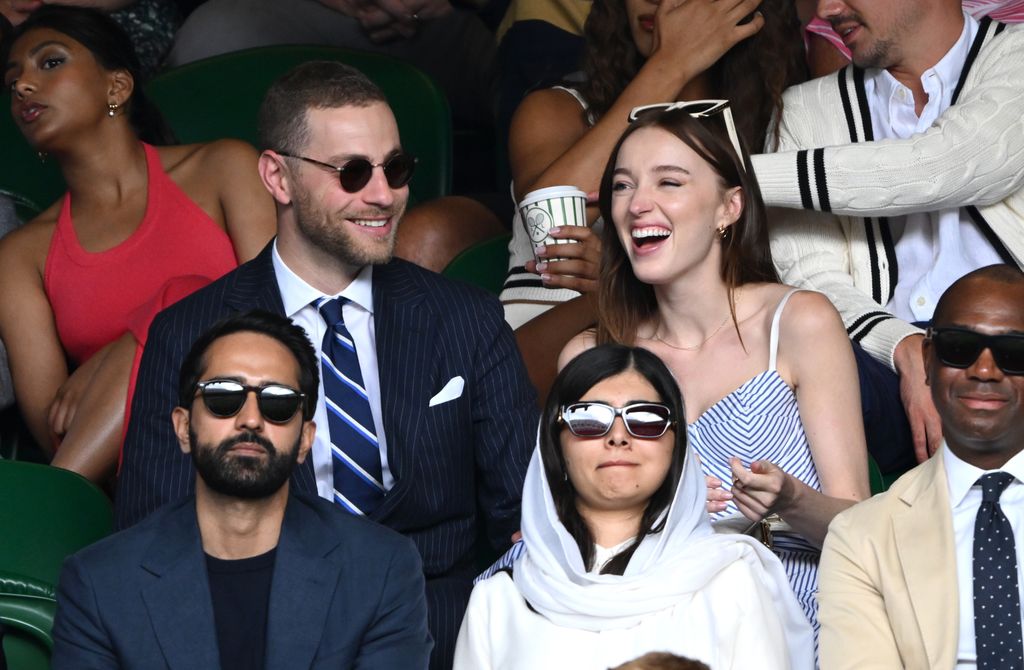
top-left (577, 0), bottom-right (806, 151)
top-left (595, 107), bottom-right (779, 346)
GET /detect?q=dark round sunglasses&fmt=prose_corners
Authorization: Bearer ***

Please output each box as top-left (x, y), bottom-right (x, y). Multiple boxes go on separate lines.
top-left (559, 402), bottom-right (675, 439)
top-left (278, 152), bottom-right (417, 193)
top-left (927, 327), bottom-right (1024, 375)
top-left (194, 380), bottom-right (306, 423)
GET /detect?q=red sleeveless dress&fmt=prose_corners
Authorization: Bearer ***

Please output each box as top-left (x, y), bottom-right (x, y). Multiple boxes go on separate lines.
top-left (44, 143), bottom-right (238, 365)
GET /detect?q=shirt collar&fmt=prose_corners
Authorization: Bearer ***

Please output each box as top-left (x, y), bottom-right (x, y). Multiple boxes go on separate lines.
top-left (944, 440), bottom-right (1024, 509)
top-left (272, 239), bottom-right (375, 317)
top-left (872, 12), bottom-right (977, 111)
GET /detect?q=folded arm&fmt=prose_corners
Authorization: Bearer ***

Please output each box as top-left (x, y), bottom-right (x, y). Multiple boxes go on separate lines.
top-left (754, 25), bottom-right (1024, 215)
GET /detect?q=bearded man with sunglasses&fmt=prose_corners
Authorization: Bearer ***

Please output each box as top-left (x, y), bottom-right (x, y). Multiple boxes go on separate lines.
top-left (817, 264), bottom-right (1024, 669)
top-left (52, 310), bottom-right (431, 670)
top-left (118, 61), bottom-right (537, 670)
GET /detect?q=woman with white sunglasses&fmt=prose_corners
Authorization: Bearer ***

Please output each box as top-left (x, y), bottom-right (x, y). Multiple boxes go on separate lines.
top-left (454, 345), bottom-right (814, 670)
top-left (560, 104), bottom-right (869, 642)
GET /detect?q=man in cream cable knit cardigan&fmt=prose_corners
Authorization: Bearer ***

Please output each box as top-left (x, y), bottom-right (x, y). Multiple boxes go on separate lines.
top-left (750, 0), bottom-right (1024, 475)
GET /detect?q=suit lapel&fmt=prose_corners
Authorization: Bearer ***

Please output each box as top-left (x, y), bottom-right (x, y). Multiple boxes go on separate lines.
top-left (227, 241), bottom-right (317, 491)
top-left (371, 261), bottom-right (439, 519)
top-left (224, 241), bottom-right (287, 316)
top-left (893, 455), bottom-right (959, 668)
top-left (265, 497), bottom-right (340, 670)
top-left (140, 502), bottom-right (222, 670)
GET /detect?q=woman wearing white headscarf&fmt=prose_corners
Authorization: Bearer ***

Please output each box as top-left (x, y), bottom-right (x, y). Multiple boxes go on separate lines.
top-left (454, 345), bottom-right (814, 670)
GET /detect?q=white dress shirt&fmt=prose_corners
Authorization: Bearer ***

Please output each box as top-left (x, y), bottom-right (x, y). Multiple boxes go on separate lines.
top-left (866, 12), bottom-right (1002, 322)
top-left (943, 445), bottom-right (1024, 668)
top-left (272, 241), bottom-right (394, 501)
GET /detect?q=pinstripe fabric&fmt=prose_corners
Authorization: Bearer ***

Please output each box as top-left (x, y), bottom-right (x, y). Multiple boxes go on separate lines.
top-left (118, 241), bottom-right (538, 670)
top-left (689, 291), bottom-right (823, 638)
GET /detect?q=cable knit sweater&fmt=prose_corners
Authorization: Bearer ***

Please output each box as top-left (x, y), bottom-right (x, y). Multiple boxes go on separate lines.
top-left (755, 19), bottom-right (1024, 370)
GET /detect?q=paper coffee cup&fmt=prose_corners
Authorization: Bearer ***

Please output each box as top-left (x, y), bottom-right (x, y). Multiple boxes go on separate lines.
top-left (518, 185), bottom-right (588, 262)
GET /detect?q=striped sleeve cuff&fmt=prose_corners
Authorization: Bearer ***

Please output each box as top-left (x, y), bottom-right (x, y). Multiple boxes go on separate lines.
top-left (752, 149), bottom-right (832, 212)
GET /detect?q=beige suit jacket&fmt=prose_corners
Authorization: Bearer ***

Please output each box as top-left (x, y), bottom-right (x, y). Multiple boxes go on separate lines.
top-left (819, 451), bottom-right (959, 669)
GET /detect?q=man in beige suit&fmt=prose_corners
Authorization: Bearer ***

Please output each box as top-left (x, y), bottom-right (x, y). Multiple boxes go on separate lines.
top-left (818, 264), bottom-right (1024, 669)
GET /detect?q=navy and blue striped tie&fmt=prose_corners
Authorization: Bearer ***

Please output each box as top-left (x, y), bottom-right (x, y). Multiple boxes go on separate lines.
top-left (317, 297), bottom-right (384, 515)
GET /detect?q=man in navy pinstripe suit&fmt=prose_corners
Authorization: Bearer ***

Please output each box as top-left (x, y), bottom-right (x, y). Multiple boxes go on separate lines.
top-left (118, 61), bottom-right (538, 670)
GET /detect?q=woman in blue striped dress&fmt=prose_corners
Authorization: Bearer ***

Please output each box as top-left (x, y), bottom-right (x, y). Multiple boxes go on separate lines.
top-left (560, 103), bottom-right (870, 641)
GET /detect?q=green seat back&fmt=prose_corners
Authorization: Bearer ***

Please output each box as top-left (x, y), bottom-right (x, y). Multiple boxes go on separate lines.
top-left (0, 461), bottom-right (112, 584)
top-left (145, 45), bottom-right (452, 206)
top-left (0, 571), bottom-right (57, 668)
top-left (868, 454), bottom-right (887, 495)
top-left (0, 461), bottom-right (111, 669)
top-left (441, 233), bottom-right (511, 295)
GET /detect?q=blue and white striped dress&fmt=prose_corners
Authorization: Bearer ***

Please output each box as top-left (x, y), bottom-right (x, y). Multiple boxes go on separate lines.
top-left (688, 289), bottom-right (822, 636)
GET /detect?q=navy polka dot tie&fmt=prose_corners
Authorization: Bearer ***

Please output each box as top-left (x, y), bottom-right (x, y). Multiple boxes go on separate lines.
top-left (973, 471), bottom-right (1023, 669)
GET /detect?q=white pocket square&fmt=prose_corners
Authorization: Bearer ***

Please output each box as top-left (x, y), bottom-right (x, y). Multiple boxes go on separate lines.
top-left (429, 376), bottom-right (465, 407)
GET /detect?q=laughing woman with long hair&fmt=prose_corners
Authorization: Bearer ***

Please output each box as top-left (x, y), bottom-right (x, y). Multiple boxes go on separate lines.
top-left (560, 104), bottom-right (869, 640)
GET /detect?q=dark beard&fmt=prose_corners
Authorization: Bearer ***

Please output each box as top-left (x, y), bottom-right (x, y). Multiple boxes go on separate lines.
top-left (190, 429), bottom-right (300, 499)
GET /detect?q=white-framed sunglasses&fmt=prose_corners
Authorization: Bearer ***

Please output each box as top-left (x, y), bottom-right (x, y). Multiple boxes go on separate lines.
top-left (627, 99), bottom-right (746, 171)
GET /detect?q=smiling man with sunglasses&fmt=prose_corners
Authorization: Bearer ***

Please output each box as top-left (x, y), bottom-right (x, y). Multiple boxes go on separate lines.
top-left (51, 311), bottom-right (431, 670)
top-left (817, 264), bottom-right (1024, 669)
top-left (118, 61), bottom-right (538, 670)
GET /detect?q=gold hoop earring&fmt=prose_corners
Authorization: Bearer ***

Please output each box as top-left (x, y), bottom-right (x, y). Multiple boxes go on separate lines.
top-left (717, 224), bottom-right (728, 240)
top-left (108, 103), bottom-right (119, 117)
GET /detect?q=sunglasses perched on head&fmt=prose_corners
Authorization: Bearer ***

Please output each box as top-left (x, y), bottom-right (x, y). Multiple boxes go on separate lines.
top-left (278, 152), bottom-right (417, 193)
top-left (628, 99), bottom-right (746, 171)
top-left (927, 327), bottom-right (1024, 375)
top-left (559, 402), bottom-right (675, 438)
top-left (194, 379), bottom-right (307, 423)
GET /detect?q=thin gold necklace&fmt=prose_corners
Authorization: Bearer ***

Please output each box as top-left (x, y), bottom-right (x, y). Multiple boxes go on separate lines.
top-left (652, 291), bottom-right (739, 352)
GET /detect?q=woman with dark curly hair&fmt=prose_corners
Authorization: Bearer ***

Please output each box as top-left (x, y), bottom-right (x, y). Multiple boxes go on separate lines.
top-left (499, 0), bottom-right (806, 401)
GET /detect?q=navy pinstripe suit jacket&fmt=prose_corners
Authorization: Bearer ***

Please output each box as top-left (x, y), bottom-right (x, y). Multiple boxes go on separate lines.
top-left (117, 242), bottom-right (537, 666)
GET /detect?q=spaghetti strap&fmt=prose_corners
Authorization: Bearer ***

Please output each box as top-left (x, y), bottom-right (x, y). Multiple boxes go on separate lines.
top-left (551, 85), bottom-right (591, 113)
top-left (768, 289), bottom-right (804, 372)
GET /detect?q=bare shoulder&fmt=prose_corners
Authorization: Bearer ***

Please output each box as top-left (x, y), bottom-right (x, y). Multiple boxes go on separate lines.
top-left (776, 288), bottom-right (845, 338)
top-left (558, 328), bottom-right (597, 370)
top-left (509, 88), bottom-right (590, 153)
top-left (157, 139), bottom-right (258, 177)
top-left (0, 214), bottom-right (57, 281)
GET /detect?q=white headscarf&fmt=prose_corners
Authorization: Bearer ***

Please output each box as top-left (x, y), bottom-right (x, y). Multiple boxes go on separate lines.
top-left (513, 433), bottom-right (814, 655)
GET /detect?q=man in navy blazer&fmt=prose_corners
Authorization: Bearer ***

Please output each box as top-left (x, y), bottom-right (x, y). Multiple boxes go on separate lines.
top-left (54, 311), bottom-right (431, 669)
top-left (118, 62), bottom-right (537, 668)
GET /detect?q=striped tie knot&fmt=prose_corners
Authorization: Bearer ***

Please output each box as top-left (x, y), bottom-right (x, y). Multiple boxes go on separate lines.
top-left (317, 296), bottom-right (347, 329)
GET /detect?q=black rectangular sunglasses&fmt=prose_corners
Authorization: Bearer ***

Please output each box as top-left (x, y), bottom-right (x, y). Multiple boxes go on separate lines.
top-left (927, 327), bottom-right (1024, 375)
top-left (195, 380), bottom-right (307, 423)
